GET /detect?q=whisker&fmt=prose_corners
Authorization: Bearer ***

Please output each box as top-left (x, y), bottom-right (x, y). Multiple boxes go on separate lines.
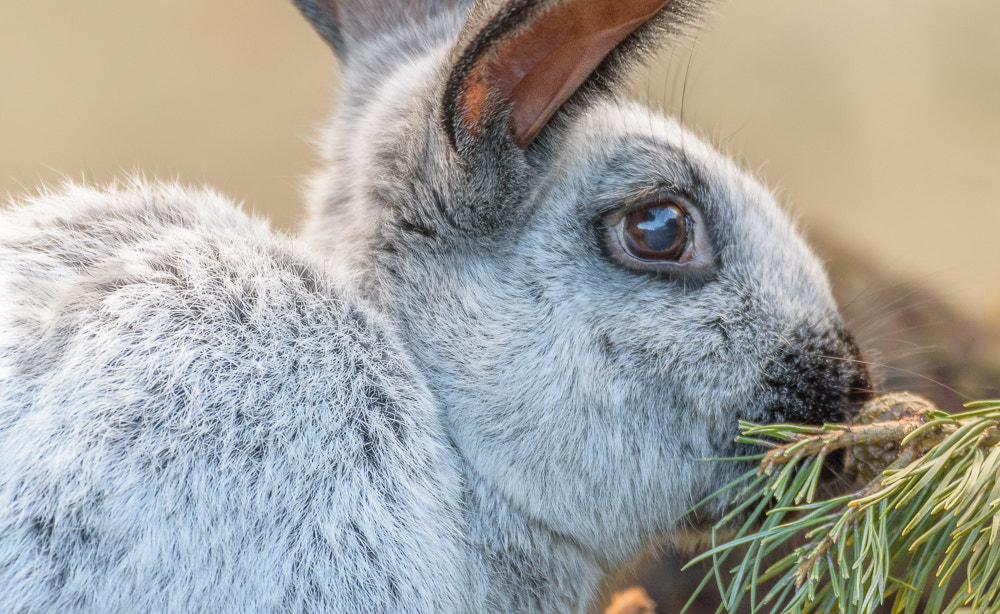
top-left (842, 293), bottom-right (944, 334)
top-left (810, 353), bottom-right (969, 401)
top-left (846, 298), bottom-right (945, 330)
top-left (836, 275), bottom-right (931, 316)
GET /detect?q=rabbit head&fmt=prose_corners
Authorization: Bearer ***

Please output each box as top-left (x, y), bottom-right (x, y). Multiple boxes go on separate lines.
top-left (292, 0), bottom-right (871, 563)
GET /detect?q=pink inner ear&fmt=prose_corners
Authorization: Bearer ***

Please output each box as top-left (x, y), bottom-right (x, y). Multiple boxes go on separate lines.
top-left (489, 0), bottom-right (674, 147)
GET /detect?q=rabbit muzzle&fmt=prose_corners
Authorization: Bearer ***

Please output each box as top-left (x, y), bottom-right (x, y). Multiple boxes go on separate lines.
top-left (752, 324), bottom-right (872, 426)
top-left (684, 325), bottom-right (872, 535)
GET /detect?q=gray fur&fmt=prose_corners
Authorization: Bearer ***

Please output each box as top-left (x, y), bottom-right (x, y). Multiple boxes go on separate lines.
top-left (0, 1), bottom-right (869, 612)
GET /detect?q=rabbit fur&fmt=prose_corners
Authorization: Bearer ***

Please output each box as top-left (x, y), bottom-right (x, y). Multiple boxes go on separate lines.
top-left (0, 0), bottom-right (871, 612)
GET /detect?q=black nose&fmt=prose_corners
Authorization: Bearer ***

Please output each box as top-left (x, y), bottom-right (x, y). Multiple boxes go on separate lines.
top-left (751, 325), bottom-right (872, 425)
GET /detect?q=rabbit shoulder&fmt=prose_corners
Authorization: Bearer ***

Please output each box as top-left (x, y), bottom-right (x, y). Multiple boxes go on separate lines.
top-left (0, 181), bottom-right (466, 613)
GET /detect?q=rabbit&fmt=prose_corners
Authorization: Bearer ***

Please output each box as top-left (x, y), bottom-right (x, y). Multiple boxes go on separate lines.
top-left (0, 0), bottom-right (872, 613)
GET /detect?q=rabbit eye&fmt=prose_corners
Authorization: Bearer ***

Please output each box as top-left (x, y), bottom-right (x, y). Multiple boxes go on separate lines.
top-left (621, 203), bottom-right (687, 261)
top-left (602, 198), bottom-right (713, 275)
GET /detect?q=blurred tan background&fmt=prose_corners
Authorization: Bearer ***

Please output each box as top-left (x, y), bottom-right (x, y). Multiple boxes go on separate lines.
top-left (2, 0), bottom-right (998, 319)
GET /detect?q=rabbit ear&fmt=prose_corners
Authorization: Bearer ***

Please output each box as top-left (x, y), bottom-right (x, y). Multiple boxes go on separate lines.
top-left (442, 0), bottom-right (693, 150)
top-left (291, 0), bottom-right (460, 58)
top-left (290, 0), bottom-right (345, 55)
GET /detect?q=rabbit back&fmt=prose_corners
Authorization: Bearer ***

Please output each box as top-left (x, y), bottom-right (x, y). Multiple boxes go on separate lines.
top-left (0, 182), bottom-right (466, 613)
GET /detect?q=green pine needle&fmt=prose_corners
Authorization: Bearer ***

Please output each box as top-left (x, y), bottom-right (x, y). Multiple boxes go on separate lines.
top-left (684, 392), bottom-right (1000, 614)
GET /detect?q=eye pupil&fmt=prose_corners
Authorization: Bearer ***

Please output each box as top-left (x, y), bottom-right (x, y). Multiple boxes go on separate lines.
top-left (636, 207), bottom-right (681, 252)
top-left (622, 202), bottom-right (688, 260)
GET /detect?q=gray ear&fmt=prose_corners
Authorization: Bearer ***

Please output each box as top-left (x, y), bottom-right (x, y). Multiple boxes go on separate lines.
top-left (290, 0), bottom-right (346, 55)
top-left (441, 0), bottom-right (706, 152)
top-left (291, 0), bottom-right (466, 59)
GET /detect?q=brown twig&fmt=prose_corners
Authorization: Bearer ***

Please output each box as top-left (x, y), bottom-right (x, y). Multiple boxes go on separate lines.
top-left (760, 418), bottom-right (926, 474)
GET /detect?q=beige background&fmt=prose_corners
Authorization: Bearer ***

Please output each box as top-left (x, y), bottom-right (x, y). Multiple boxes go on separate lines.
top-left (2, 0), bottom-right (999, 317)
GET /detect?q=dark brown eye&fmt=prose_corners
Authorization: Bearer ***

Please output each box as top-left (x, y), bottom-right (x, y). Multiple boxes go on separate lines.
top-left (602, 197), bottom-right (713, 275)
top-left (621, 203), bottom-right (688, 261)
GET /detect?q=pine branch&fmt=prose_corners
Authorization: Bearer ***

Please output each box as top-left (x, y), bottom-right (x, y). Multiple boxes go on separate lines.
top-left (685, 392), bottom-right (1000, 614)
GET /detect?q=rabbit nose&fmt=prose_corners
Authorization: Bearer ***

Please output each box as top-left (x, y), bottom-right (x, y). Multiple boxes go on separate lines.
top-left (751, 325), bottom-right (872, 426)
